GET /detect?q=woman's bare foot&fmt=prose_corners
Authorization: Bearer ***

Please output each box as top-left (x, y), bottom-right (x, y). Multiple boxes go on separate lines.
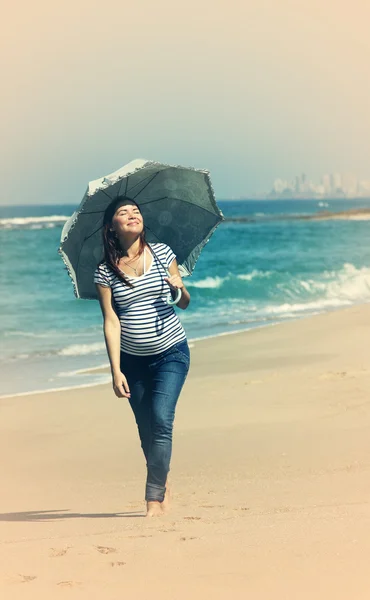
top-left (146, 478), bottom-right (171, 516)
top-left (146, 501), bottom-right (163, 517)
top-left (161, 481), bottom-right (171, 513)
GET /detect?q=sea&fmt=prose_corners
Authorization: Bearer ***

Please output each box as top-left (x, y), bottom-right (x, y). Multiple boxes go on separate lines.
top-left (2, 198), bottom-right (370, 397)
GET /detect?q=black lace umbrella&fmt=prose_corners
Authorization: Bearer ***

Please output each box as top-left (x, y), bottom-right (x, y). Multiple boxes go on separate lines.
top-left (59, 159), bottom-right (224, 300)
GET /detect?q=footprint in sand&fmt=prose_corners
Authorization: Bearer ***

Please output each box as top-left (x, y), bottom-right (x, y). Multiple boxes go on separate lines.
top-left (17, 574), bottom-right (37, 584)
top-left (95, 546), bottom-right (117, 555)
top-left (320, 371), bottom-right (348, 380)
top-left (57, 581), bottom-right (82, 587)
top-left (49, 547), bottom-right (70, 557)
top-left (319, 369), bottom-right (370, 380)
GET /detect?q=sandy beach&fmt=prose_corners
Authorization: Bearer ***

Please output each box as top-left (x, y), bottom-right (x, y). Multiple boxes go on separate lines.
top-left (1, 304), bottom-right (370, 599)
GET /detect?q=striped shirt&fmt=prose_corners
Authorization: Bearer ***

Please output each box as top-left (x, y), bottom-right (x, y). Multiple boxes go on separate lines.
top-left (94, 243), bottom-right (186, 356)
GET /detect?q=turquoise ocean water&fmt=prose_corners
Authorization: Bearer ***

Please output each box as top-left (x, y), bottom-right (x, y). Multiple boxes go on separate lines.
top-left (2, 199), bottom-right (370, 396)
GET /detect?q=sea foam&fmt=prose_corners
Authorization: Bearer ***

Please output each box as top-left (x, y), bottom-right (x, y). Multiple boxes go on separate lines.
top-left (237, 270), bottom-right (272, 281)
top-left (186, 276), bottom-right (226, 289)
top-left (187, 271), bottom-right (271, 288)
top-left (58, 342), bottom-right (106, 357)
top-left (0, 216), bottom-right (68, 230)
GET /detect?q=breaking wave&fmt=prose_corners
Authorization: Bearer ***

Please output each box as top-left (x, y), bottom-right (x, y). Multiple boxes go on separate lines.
top-left (182, 263), bottom-right (370, 329)
top-left (58, 342), bottom-right (106, 357)
top-left (187, 270), bottom-right (272, 288)
top-left (237, 270), bottom-right (272, 281)
top-left (186, 276), bottom-right (226, 289)
top-left (278, 263), bottom-right (370, 306)
top-left (0, 216), bottom-right (68, 230)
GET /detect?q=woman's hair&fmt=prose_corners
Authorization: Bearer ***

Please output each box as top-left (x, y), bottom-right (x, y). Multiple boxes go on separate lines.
top-left (102, 196), bottom-right (146, 286)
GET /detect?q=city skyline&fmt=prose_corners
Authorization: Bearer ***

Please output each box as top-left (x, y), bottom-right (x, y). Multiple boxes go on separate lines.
top-left (268, 172), bottom-right (370, 199)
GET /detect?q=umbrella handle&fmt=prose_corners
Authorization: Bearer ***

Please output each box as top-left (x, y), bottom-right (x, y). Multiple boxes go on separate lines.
top-left (147, 247), bottom-right (183, 306)
top-left (166, 287), bottom-right (182, 306)
top-left (165, 269), bottom-right (182, 305)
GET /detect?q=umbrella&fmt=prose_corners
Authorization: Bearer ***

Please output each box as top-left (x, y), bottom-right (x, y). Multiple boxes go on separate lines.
top-left (59, 158), bottom-right (224, 300)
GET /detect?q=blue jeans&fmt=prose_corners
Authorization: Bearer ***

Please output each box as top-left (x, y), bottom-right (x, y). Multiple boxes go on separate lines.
top-left (120, 340), bottom-right (190, 502)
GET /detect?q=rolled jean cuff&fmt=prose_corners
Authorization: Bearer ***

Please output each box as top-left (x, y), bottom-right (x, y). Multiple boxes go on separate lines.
top-left (145, 482), bottom-right (165, 502)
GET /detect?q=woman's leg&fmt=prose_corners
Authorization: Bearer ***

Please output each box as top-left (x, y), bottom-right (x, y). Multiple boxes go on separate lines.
top-left (121, 354), bottom-right (152, 462)
top-left (145, 343), bottom-right (190, 506)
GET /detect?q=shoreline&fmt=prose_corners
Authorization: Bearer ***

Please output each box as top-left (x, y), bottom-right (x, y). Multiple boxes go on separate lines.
top-left (0, 325), bottom-right (267, 399)
top-left (1, 301), bottom-right (367, 400)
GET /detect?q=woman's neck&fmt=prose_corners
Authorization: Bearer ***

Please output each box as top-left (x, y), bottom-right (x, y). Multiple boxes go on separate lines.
top-left (119, 236), bottom-right (142, 259)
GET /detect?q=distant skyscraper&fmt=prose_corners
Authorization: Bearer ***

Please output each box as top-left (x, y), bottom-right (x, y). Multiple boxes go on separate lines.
top-left (359, 180), bottom-right (370, 195)
top-left (331, 173), bottom-right (342, 194)
top-left (273, 178), bottom-right (287, 194)
top-left (341, 173), bottom-right (358, 196)
top-left (322, 174), bottom-right (331, 195)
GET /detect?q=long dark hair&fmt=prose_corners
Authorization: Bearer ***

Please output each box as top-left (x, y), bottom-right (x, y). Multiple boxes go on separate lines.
top-left (102, 197), bottom-right (146, 287)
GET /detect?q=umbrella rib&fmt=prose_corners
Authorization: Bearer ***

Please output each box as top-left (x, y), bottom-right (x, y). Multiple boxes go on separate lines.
top-left (74, 222), bottom-right (104, 283)
top-left (126, 171), bottom-right (161, 196)
top-left (131, 172), bottom-right (160, 199)
top-left (74, 244), bottom-right (85, 287)
top-left (143, 224), bottom-right (161, 242)
top-left (139, 196), bottom-right (168, 205)
top-left (99, 189), bottom-right (117, 202)
top-left (124, 176), bottom-right (129, 197)
top-left (83, 223), bottom-right (103, 241)
top-left (166, 197), bottom-right (222, 216)
top-left (115, 177), bottom-right (126, 200)
top-left (83, 188), bottom-right (119, 207)
top-left (123, 172), bottom-right (155, 195)
top-left (140, 195), bottom-right (224, 218)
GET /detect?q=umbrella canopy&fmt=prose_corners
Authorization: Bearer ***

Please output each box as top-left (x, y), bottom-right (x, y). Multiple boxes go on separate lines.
top-left (59, 159), bottom-right (224, 299)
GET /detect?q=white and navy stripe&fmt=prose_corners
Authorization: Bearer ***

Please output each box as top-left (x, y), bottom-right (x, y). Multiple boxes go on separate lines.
top-left (94, 243), bottom-right (186, 356)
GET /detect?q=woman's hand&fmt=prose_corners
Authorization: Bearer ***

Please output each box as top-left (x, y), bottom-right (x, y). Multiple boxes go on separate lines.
top-left (165, 259), bottom-right (190, 310)
top-left (164, 274), bottom-right (184, 291)
top-left (112, 371), bottom-right (131, 398)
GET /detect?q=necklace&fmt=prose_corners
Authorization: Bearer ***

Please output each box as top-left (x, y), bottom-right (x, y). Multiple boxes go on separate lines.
top-left (120, 250), bottom-right (144, 276)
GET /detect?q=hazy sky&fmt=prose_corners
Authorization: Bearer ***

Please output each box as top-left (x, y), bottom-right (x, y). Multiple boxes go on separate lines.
top-left (1, 0), bottom-right (370, 204)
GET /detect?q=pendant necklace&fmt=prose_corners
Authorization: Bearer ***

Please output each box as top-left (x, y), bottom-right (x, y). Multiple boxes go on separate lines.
top-left (121, 250), bottom-right (143, 276)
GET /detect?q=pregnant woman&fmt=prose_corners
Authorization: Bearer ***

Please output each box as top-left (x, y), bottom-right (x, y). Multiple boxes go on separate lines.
top-left (94, 197), bottom-right (191, 517)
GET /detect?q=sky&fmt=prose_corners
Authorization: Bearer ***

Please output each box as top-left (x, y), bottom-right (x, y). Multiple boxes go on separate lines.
top-left (1, 0), bottom-right (370, 204)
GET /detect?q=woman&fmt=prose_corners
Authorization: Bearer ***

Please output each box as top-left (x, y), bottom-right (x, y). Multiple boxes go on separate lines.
top-left (94, 196), bottom-right (191, 517)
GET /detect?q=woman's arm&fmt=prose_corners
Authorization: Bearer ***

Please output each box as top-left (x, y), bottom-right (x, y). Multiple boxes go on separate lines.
top-left (96, 284), bottom-right (131, 398)
top-left (164, 259), bottom-right (191, 310)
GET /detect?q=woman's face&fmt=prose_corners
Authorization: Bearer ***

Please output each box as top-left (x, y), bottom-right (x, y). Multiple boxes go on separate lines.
top-left (111, 202), bottom-right (144, 238)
